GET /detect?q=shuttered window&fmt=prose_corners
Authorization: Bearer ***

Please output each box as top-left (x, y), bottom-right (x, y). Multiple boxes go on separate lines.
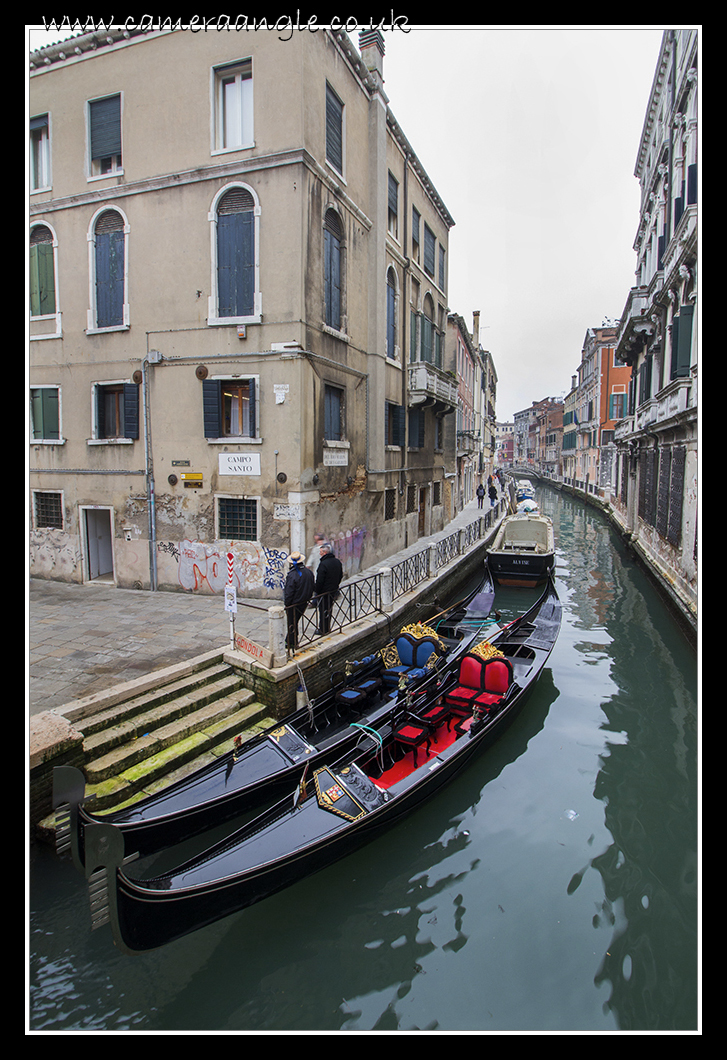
top-left (423, 224), bottom-right (436, 277)
top-left (326, 83), bottom-right (343, 173)
top-left (95, 383), bottom-right (139, 440)
top-left (324, 210), bottom-right (342, 330)
top-left (89, 95), bottom-right (121, 174)
top-left (30, 114), bottom-right (50, 190)
top-left (203, 378), bottom-right (256, 438)
top-left (671, 305), bottom-right (694, 380)
top-left (30, 387), bottom-right (60, 440)
top-left (388, 172), bottom-right (398, 237)
top-left (386, 270), bottom-right (397, 358)
top-left (386, 402), bottom-right (405, 447)
top-left (94, 211), bottom-right (125, 328)
top-left (408, 407), bottom-right (425, 448)
top-left (217, 187), bottom-right (255, 318)
top-left (30, 225), bottom-right (55, 316)
top-left (324, 385), bottom-right (343, 441)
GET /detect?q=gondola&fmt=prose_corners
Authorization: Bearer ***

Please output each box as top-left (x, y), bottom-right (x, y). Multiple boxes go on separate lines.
top-left (432, 562), bottom-right (498, 639)
top-left (82, 577), bottom-right (561, 954)
top-left (54, 614), bottom-right (485, 873)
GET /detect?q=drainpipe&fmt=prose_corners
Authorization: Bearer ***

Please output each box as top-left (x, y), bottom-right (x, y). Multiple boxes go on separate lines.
top-left (142, 345), bottom-right (161, 591)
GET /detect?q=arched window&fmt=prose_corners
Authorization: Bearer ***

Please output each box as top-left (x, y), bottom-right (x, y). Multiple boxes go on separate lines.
top-left (324, 209), bottom-right (343, 331)
top-left (30, 225), bottom-right (56, 317)
top-left (92, 209), bottom-right (126, 330)
top-left (386, 266), bottom-right (398, 359)
top-left (216, 186), bottom-right (255, 317)
top-left (421, 294), bottom-right (435, 363)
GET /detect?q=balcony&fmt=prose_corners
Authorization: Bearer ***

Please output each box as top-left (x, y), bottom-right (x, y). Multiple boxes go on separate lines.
top-left (408, 363), bottom-right (459, 411)
top-left (615, 286), bottom-right (654, 366)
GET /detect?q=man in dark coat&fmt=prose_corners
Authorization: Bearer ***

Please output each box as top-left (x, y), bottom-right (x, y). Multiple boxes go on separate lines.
top-left (314, 543), bottom-right (343, 635)
top-left (283, 552), bottom-right (314, 650)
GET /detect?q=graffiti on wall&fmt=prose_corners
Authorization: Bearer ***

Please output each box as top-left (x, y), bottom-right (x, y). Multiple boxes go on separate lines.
top-left (159, 539), bottom-right (290, 594)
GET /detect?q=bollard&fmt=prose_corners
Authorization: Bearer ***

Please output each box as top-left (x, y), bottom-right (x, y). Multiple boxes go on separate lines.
top-left (428, 542), bottom-right (438, 578)
top-left (380, 567), bottom-right (393, 612)
top-left (268, 605), bottom-right (287, 663)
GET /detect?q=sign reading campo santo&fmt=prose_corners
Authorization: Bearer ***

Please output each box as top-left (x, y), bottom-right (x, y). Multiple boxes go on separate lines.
top-left (219, 453), bottom-right (261, 476)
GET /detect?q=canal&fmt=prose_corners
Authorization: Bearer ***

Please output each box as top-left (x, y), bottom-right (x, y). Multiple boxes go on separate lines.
top-left (29, 486), bottom-right (699, 1032)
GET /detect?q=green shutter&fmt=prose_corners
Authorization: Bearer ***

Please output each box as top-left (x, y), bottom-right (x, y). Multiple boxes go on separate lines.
top-left (30, 242), bottom-right (55, 316)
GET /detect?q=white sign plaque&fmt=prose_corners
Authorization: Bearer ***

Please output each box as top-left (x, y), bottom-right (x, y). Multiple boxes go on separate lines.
top-left (219, 452), bottom-right (261, 476)
top-left (323, 448), bottom-right (349, 466)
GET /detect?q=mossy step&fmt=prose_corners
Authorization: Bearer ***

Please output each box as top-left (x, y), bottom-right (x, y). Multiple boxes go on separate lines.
top-left (76, 662), bottom-right (235, 737)
top-left (82, 672), bottom-right (245, 758)
top-left (84, 702), bottom-right (275, 812)
top-left (85, 689), bottom-right (260, 783)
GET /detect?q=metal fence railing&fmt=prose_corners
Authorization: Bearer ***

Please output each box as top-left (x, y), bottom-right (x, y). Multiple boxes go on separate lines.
top-left (279, 496), bottom-right (508, 658)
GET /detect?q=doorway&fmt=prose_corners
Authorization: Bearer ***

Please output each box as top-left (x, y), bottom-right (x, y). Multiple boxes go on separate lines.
top-left (83, 507), bottom-right (114, 582)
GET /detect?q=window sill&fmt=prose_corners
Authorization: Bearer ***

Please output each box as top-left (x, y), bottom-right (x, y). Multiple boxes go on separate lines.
top-left (207, 315), bottom-right (262, 327)
top-left (211, 143), bottom-right (255, 157)
top-left (87, 438), bottom-right (134, 445)
top-left (321, 323), bottom-right (349, 343)
top-left (207, 437), bottom-right (262, 444)
top-left (30, 438), bottom-right (66, 446)
top-left (322, 439), bottom-right (350, 449)
top-left (87, 170), bottom-right (124, 183)
top-left (86, 325), bottom-right (130, 335)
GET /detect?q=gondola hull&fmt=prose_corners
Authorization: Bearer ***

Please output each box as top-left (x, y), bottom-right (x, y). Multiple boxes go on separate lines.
top-left (55, 625), bottom-right (482, 872)
top-left (84, 579), bottom-right (562, 954)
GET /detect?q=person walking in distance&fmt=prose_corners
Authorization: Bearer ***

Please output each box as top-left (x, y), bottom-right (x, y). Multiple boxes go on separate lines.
top-left (314, 543), bottom-right (343, 635)
top-left (306, 532), bottom-right (327, 577)
top-left (476, 482), bottom-right (485, 509)
top-left (283, 552), bottom-right (314, 651)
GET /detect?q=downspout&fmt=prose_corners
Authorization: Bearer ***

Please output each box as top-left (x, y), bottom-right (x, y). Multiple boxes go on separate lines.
top-left (401, 150), bottom-right (410, 498)
top-left (143, 342), bottom-right (158, 591)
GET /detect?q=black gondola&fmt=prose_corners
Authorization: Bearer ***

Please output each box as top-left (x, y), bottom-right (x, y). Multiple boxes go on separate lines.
top-left (54, 582), bottom-right (496, 872)
top-left (82, 577), bottom-right (561, 954)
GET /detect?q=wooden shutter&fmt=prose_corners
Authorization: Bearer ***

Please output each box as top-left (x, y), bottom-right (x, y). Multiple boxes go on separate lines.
top-left (324, 212), bottom-right (342, 329)
top-left (423, 224), bottom-right (435, 277)
top-left (656, 446), bottom-right (671, 538)
top-left (671, 305), bottom-right (694, 379)
top-left (217, 188), bottom-right (255, 317)
top-left (326, 84), bottom-right (343, 172)
top-left (123, 383), bottom-right (139, 440)
top-left (90, 95), bottom-right (121, 160)
top-left (387, 276), bottom-right (396, 356)
top-left (95, 211), bottom-right (124, 328)
top-left (202, 379), bottom-right (222, 438)
top-left (29, 228), bottom-right (55, 316)
top-left (324, 386), bottom-right (342, 441)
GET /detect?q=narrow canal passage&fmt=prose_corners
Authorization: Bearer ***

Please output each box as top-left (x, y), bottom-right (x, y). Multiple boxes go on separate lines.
top-left (29, 486), bottom-right (699, 1032)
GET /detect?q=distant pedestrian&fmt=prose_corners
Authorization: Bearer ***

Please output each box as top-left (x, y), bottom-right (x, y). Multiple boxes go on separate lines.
top-left (488, 483), bottom-right (498, 507)
top-left (283, 552), bottom-right (314, 650)
top-left (306, 532), bottom-right (327, 576)
top-left (476, 483), bottom-right (486, 509)
top-left (314, 543), bottom-right (343, 635)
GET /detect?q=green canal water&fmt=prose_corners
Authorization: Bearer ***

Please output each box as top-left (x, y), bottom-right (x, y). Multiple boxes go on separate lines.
top-left (29, 487), bottom-right (699, 1032)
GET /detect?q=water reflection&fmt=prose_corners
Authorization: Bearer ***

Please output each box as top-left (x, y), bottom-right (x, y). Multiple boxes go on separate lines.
top-left (29, 484), bottom-right (698, 1032)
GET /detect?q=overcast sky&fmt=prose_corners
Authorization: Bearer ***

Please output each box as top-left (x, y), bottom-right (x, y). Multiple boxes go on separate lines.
top-left (28, 23), bottom-right (666, 420)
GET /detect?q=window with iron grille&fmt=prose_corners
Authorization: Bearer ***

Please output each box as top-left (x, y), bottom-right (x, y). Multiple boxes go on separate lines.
top-left (433, 480), bottom-right (441, 506)
top-left (218, 497), bottom-right (258, 541)
top-left (406, 484), bottom-right (417, 513)
top-left (34, 491), bottom-right (63, 530)
top-left (384, 488), bottom-right (396, 521)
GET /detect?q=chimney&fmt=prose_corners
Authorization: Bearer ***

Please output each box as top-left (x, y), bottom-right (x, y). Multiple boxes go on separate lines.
top-left (473, 310), bottom-right (480, 346)
top-left (359, 29), bottom-right (385, 80)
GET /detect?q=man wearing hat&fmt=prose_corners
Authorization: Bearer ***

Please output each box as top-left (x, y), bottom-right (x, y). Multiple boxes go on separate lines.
top-left (283, 552), bottom-right (315, 650)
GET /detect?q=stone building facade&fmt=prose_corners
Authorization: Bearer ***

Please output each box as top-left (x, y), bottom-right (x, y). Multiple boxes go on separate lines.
top-left (29, 26), bottom-right (456, 596)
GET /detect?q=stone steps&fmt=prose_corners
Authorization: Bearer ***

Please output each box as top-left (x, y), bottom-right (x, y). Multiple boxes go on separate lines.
top-left (73, 661), bottom-right (277, 812)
